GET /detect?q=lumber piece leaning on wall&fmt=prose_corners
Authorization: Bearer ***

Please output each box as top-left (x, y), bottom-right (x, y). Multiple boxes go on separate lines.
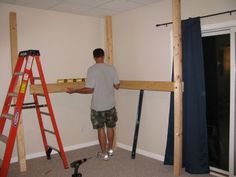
top-left (9, 11), bottom-right (27, 172)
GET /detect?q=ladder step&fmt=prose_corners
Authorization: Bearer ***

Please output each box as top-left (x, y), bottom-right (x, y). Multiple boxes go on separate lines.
top-left (1, 113), bottom-right (14, 120)
top-left (48, 145), bottom-right (60, 153)
top-left (14, 72), bottom-right (24, 76)
top-left (34, 77), bottom-right (41, 80)
top-left (37, 94), bottom-right (45, 97)
top-left (44, 129), bottom-right (55, 135)
top-left (22, 104), bottom-right (48, 109)
top-left (8, 92), bottom-right (18, 97)
top-left (8, 102), bottom-right (48, 109)
top-left (40, 111), bottom-right (50, 116)
top-left (0, 134), bottom-right (8, 144)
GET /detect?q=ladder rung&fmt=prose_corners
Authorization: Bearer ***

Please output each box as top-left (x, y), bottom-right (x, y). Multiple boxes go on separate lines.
top-left (1, 113), bottom-right (14, 120)
top-left (8, 92), bottom-right (18, 97)
top-left (48, 145), bottom-right (60, 153)
top-left (40, 111), bottom-right (50, 116)
top-left (34, 77), bottom-right (41, 80)
top-left (14, 72), bottom-right (24, 76)
top-left (0, 134), bottom-right (8, 144)
top-left (22, 104), bottom-right (48, 109)
top-left (9, 102), bottom-right (48, 109)
top-left (44, 129), bottom-right (55, 135)
top-left (37, 94), bottom-right (45, 97)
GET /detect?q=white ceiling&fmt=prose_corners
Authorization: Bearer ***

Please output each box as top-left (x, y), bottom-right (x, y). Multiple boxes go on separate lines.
top-left (0, 0), bottom-right (162, 17)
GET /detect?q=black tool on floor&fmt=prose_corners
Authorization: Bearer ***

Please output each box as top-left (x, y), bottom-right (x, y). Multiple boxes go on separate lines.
top-left (131, 89), bottom-right (144, 159)
top-left (71, 158), bottom-right (90, 177)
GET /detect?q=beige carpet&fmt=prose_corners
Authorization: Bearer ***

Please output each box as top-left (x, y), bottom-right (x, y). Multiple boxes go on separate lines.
top-left (9, 145), bottom-right (213, 177)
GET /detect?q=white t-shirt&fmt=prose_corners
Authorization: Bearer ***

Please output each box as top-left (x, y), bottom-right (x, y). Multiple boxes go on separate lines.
top-left (85, 63), bottom-right (120, 111)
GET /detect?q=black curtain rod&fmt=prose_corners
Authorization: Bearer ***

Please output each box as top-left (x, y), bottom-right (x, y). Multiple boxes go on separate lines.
top-left (156, 9), bottom-right (236, 27)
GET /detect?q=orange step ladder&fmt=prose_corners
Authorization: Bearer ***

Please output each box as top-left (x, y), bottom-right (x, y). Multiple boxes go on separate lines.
top-left (0, 50), bottom-right (69, 177)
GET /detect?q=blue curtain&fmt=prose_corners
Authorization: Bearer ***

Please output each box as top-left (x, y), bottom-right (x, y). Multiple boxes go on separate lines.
top-left (164, 17), bottom-right (209, 174)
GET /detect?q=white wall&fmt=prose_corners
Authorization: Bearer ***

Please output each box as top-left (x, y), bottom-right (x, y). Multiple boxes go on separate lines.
top-left (113, 0), bottom-right (236, 157)
top-left (0, 3), bottom-right (104, 158)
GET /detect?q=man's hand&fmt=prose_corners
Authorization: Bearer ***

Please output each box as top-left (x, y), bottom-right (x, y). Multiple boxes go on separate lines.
top-left (114, 84), bottom-right (120, 90)
top-left (67, 87), bottom-right (94, 94)
top-left (67, 88), bottom-right (76, 94)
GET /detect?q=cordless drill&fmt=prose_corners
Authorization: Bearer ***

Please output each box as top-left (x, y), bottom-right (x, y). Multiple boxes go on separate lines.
top-left (70, 158), bottom-right (88, 177)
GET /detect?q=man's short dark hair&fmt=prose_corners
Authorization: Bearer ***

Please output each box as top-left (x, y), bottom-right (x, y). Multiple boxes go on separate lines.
top-left (93, 48), bottom-right (105, 58)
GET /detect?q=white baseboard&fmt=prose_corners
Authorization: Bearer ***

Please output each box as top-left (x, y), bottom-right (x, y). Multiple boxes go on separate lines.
top-left (117, 143), bottom-right (230, 177)
top-left (11, 140), bottom-right (99, 163)
top-left (10, 141), bottom-right (164, 164)
top-left (117, 143), bottom-right (164, 162)
top-left (64, 140), bottom-right (99, 152)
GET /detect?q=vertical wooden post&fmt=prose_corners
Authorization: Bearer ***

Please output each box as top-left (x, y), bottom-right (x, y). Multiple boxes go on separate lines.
top-left (105, 16), bottom-right (113, 64)
top-left (172, 0), bottom-right (183, 176)
top-left (105, 16), bottom-right (117, 149)
top-left (9, 12), bottom-right (27, 172)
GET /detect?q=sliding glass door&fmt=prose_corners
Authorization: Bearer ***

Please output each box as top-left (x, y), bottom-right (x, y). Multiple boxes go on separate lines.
top-left (202, 22), bottom-right (236, 177)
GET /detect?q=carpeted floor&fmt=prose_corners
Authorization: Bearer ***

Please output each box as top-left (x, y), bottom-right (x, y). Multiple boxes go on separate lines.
top-left (9, 145), bottom-right (213, 177)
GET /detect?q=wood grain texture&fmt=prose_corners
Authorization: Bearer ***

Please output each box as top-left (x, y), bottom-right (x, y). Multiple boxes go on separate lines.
top-left (105, 16), bottom-right (113, 64)
top-left (105, 16), bottom-right (117, 149)
top-left (172, 0), bottom-right (183, 176)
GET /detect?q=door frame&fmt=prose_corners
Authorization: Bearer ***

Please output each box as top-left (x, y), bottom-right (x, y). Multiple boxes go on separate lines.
top-left (202, 20), bottom-right (236, 177)
top-left (230, 27), bottom-right (236, 177)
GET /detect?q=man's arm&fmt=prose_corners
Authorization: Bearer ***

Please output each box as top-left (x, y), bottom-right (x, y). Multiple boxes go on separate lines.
top-left (67, 87), bottom-right (94, 94)
top-left (113, 67), bottom-right (120, 90)
top-left (67, 67), bottom-right (95, 94)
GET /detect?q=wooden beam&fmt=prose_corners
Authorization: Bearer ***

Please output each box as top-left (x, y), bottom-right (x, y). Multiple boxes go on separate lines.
top-left (105, 15), bottom-right (117, 149)
top-left (30, 81), bottom-right (174, 94)
top-left (119, 80), bottom-right (174, 91)
top-left (10, 12), bottom-right (18, 69)
top-left (172, 0), bottom-right (183, 176)
top-left (9, 12), bottom-right (27, 172)
top-left (105, 16), bottom-right (113, 64)
top-left (31, 82), bottom-right (84, 94)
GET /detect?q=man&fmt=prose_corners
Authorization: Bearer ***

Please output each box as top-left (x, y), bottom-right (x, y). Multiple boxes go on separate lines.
top-left (67, 48), bottom-right (120, 161)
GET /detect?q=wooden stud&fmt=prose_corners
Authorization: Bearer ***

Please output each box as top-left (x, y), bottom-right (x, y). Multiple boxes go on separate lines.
top-left (9, 12), bottom-right (27, 172)
top-left (105, 16), bottom-right (116, 149)
top-left (105, 16), bottom-right (113, 64)
top-left (172, 0), bottom-right (183, 176)
top-left (30, 81), bottom-right (174, 94)
top-left (10, 12), bottom-right (18, 70)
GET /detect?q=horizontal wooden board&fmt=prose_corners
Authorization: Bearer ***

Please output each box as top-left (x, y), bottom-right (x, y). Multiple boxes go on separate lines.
top-left (30, 80), bottom-right (174, 94)
top-left (119, 80), bottom-right (174, 91)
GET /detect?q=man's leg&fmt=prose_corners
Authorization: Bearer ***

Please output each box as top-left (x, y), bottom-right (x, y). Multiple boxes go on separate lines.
top-left (107, 127), bottom-right (114, 150)
top-left (106, 107), bottom-right (117, 151)
top-left (98, 128), bottom-right (107, 153)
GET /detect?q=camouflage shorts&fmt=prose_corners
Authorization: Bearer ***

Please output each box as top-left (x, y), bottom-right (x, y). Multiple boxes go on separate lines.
top-left (91, 107), bottom-right (118, 129)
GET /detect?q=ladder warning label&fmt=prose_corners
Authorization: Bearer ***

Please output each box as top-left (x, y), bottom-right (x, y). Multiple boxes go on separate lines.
top-left (20, 81), bottom-right (27, 93)
top-left (13, 110), bottom-right (19, 127)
